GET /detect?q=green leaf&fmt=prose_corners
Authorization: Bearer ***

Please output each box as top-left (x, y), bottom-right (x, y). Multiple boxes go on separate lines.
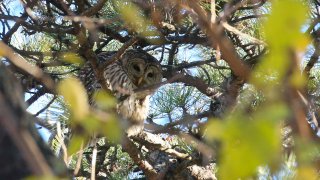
top-left (296, 166), bottom-right (318, 180)
top-left (60, 52), bottom-right (84, 65)
top-left (205, 119), bottom-right (225, 139)
top-left (251, 0), bottom-right (309, 90)
top-left (114, 0), bottom-right (160, 42)
top-left (79, 114), bottom-right (101, 134)
top-left (57, 77), bottom-right (89, 121)
top-left (68, 134), bottom-right (85, 156)
top-left (80, 113), bottom-right (121, 143)
top-left (101, 115), bottom-right (122, 143)
top-left (93, 90), bottom-right (117, 110)
top-left (206, 103), bottom-right (288, 179)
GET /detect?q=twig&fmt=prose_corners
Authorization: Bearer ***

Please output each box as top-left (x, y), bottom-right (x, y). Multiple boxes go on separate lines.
top-left (64, 16), bottom-right (113, 26)
top-left (179, 133), bottom-right (214, 163)
top-left (26, 86), bottom-right (47, 105)
top-left (211, 0), bottom-right (216, 23)
top-left (306, 17), bottom-right (320, 34)
top-left (131, 131), bottom-right (191, 160)
top-left (221, 21), bottom-right (266, 45)
top-left (91, 143), bottom-right (98, 180)
top-left (102, 37), bottom-right (139, 68)
top-left (33, 95), bottom-right (57, 117)
top-left (303, 39), bottom-right (320, 77)
top-left (74, 143), bottom-right (84, 176)
top-left (56, 122), bottom-right (69, 164)
top-left (122, 136), bottom-right (158, 178)
top-left (0, 41), bottom-right (56, 92)
top-left (167, 43), bottom-right (178, 72)
top-left (230, 14), bottom-right (266, 24)
top-left (81, 0), bottom-right (107, 16)
top-left (185, 1), bottom-right (251, 80)
top-left (2, 12), bottom-right (28, 43)
top-left (218, 0), bottom-right (249, 22)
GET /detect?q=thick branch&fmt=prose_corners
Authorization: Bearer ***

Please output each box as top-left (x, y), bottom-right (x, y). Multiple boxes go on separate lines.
top-left (0, 64), bottom-right (67, 178)
top-left (0, 42), bottom-right (56, 92)
top-left (303, 40), bottom-right (320, 77)
top-left (163, 71), bottom-right (219, 97)
top-left (81, 0), bottom-right (107, 16)
top-left (122, 137), bottom-right (158, 179)
top-left (187, 1), bottom-right (251, 80)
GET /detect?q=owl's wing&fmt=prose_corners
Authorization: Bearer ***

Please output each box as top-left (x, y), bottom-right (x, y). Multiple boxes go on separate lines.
top-left (78, 62), bottom-right (98, 104)
top-left (96, 51), bottom-right (117, 63)
top-left (78, 51), bottom-right (117, 104)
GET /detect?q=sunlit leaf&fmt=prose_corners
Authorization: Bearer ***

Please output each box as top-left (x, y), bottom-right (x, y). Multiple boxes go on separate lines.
top-left (264, 1), bottom-right (308, 49)
top-left (93, 90), bottom-right (117, 110)
top-left (80, 112), bottom-right (121, 143)
top-left (80, 114), bottom-right (101, 134)
top-left (290, 70), bottom-right (307, 89)
top-left (296, 166), bottom-right (318, 180)
top-left (68, 134), bottom-right (85, 156)
top-left (251, 0), bottom-right (309, 90)
top-left (207, 103), bottom-right (288, 179)
top-left (101, 115), bottom-right (122, 143)
top-left (0, 49), bottom-right (4, 57)
top-left (114, 0), bottom-right (160, 43)
top-left (60, 52), bottom-right (84, 65)
top-left (205, 119), bottom-right (225, 139)
top-left (57, 77), bottom-right (89, 121)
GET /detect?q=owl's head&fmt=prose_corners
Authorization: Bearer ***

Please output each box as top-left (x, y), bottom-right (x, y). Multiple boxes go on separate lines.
top-left (120, 49), bottom-right (162, 89)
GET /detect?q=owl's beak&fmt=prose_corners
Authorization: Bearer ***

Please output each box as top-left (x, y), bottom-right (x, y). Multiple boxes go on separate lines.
top-left (137, 77), bottom-right (145, 86)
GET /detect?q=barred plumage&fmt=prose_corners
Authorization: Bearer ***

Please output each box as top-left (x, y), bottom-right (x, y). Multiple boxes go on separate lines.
top-left (79, 49), bottom-right (162, 126)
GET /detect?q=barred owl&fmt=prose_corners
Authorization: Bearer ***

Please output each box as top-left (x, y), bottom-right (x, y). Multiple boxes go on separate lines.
top-left (79, 49), bottom-right (162, 132)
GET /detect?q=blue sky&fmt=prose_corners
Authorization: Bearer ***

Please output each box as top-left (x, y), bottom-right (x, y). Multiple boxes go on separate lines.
top-left (0, 1), bottom-right (23, 31)
top-left (25, 92), bottom-right (52, 141)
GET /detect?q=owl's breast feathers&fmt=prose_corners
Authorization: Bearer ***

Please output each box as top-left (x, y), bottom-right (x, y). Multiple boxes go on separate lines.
top-left (118, 95), bottom-right (150, 124)
top-left (79, 51), bottom-right (152, 124)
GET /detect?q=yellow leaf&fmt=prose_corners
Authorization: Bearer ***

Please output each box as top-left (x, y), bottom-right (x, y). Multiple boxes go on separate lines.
top-left (102, 116), bottom-right (122, 143)
top-left (93, 90), bottom-right (117, 110)
top-left (68, 134), bottom-right (85, 155)
top-left (290, 70), bottom-right (307, 89)
top-left (115, 0), bottom-right (160, 43)
top-left (57, 77), bottom-right (89, 120)
top-left (216, 103), bottom-right (287, 179)
top-left (0, 49), bottom-right (4, 57)
top-left (251, 0), bottom-right (309, 91)
top-left (205, 119), bottom-right (224, 140)
top-left (60, 52), bottom-right (84, 65)
top-left (79, 114), bottom-right (101, 134)
top-left (296, 166), bottom-right (318, 180)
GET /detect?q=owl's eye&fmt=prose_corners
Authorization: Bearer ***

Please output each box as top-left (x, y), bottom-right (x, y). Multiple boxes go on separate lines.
top-left (133, 64), bottom-right (141, 72)
top-left (147, 72), bottom-right (154, 78)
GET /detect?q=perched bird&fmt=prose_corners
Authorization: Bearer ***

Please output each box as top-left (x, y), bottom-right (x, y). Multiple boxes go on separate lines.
top-left (79, 49), bottom-right (162, 135)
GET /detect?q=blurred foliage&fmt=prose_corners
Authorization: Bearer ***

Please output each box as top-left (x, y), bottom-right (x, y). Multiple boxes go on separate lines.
top-left (2, 0), bottom-right (319, 179)
top-left (207, 103), bottom-right (288, 179)
top-left (205, 0), bottom-right (313, 179)
top-left (57, 77), bottom-right (90, 121)
top-left (60, 52), bottom-right (84, 65)
top-left (57, 77), bottom-right (121, 155)
top-left (252, 0), bottom-right (309, 90)
top-left (113, 0), bottom-right (160, 42)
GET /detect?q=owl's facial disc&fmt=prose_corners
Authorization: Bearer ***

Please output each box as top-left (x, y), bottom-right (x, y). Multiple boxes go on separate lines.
top-left (128, 59), bottom-right (145, 77)
top-left (140, 65), bottom-right (162, 87)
